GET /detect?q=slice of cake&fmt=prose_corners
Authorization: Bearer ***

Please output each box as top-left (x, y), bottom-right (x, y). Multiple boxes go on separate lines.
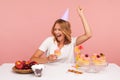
top-left (54, 49), bottom-right (61, 57)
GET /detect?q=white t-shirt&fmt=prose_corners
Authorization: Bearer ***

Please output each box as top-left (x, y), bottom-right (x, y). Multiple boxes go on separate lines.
top-left (39, 36), bottom-right (77, 63)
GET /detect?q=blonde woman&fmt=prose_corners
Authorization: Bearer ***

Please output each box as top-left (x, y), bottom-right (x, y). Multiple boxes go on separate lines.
top-left (30, 7), bottom-right (92, 64)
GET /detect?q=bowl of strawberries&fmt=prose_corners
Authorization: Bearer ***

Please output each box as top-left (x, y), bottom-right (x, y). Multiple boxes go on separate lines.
top-left (12, 60), bottom-right (38, 74)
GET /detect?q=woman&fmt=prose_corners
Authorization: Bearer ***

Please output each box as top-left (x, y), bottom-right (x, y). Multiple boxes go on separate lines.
top-left (30, 7), bottom-right (92, 64)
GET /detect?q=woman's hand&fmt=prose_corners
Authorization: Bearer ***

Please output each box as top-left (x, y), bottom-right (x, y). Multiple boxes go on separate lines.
top-left (76, 6), bottom-right (92, 45)
top-left (77, 7), bottom-right (84, 16)
top-left (47, 54), bottom-right (57, 63)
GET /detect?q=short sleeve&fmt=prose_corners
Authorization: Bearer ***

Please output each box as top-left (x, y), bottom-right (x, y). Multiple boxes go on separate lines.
top-left (71, 37), bottom-right (77, 46)
top-left (38, 37), bottom-right (53, 52)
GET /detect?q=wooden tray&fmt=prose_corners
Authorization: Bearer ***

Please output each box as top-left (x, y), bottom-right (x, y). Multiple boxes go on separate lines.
top-left (12, 66), bottom-right (33, 74)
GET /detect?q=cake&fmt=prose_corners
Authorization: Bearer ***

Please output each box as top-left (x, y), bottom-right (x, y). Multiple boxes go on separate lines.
top-left (75, 53), bottom-right (90, 68)
top-left (75, 45), bottom-right (90, 68)
top-left (91, 53), bottom-right (107, 65)
top-left (75, 53), bottom-right (107, 68)
top-left (74, 46), bottom-right (81, 54)
top-left (74, 45), bottom-right (108, 72)
top-left (82, 54), bottom-right (90, 65)
top-left (54, 49), bottom-right (61, 57)
top-left (74, 45), bottom-right (83, 55)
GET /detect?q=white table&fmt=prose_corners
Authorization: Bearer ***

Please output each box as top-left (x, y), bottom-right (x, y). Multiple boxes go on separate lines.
top-left (0, 62), bottom-right (120, 80)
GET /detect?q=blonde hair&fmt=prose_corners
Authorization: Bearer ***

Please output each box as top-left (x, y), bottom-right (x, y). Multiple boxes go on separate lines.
top-left (51, 19), bottom-right (72, 44)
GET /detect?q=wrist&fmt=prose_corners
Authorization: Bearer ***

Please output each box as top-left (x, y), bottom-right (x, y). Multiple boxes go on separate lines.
top-left (79, 12), bottom-right (84, 17)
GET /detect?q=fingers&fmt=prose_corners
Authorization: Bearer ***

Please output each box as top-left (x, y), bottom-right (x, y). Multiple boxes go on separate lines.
top-left (48, 54), bottom-right (57, 62)
top-left (78, 6), bottom-right (82, 11)
top-left (77, 6), bottom-right (84, 16)
top-left (77, 7), bottom-right (83, 13)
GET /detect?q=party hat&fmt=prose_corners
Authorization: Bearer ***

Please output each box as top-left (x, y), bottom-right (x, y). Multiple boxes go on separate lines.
top-left (61, 8), bottom-right (69, 21)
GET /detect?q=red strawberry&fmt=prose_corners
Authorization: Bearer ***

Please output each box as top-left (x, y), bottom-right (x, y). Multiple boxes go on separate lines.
top-left (78, 45), bottom-right (83, 50)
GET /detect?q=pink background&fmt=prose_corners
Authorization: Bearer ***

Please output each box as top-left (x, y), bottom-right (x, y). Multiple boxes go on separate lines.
top-left (0, 0), bottom-right (120, 65)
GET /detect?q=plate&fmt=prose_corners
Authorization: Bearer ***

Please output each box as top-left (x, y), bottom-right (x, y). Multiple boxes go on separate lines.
top-left (78, 63), bottom-right (108, 73)
top-left (12, 66), bottom-right (33, 74)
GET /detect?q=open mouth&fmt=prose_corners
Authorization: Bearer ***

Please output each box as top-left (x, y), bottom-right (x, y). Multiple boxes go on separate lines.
top-left (56, 34), bottom-right (62, 37)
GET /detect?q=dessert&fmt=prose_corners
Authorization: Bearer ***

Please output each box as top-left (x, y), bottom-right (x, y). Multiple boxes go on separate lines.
top-left (68, 69), bottom-right (83, 74)
top-left (74, 46), bottom-right (81, 54)
top-left (82, 54), bottom-right (90, 65)
top-left (92, 53), bottom-right (107, 65)
top-left (75, 53), bottom-right (90, 68)
top-left (54, 49), bottom-right (61, 57)
top-left (74, 45), bottom-right (83, 55)
top-left (74, 45), bottom-right (108, 73)
top-left (74, 45), bottom-right (82, 66)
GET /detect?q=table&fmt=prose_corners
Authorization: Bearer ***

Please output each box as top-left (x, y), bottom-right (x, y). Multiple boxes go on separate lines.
top-left (0, 62), bottom-right (120, 80)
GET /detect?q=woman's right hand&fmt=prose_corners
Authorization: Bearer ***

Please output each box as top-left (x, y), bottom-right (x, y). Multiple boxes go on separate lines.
top-left (77, 7), bottom-right (84, 16)
top-left (47, 54), bottom-right (57, 62)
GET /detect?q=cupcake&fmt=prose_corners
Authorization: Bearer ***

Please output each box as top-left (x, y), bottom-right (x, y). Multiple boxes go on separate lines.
top-left (82, 54), bottom-right (90, 65)
top-left (92, 53), bottom-right (107, 65)
top-left (75, 53), bottom-right (90, 68)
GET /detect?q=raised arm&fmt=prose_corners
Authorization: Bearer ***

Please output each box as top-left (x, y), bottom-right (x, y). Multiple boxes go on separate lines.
top-left (76, 7), bottom-right (92, 46)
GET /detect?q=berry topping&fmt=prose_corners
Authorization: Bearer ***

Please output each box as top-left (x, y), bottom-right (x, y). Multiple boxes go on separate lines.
top-left (96, 55), bottom-right (100, 58)
top-left (85, 54), bottom-right (89, 57)
top-left (100, 53), bottom-right (104, 56)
